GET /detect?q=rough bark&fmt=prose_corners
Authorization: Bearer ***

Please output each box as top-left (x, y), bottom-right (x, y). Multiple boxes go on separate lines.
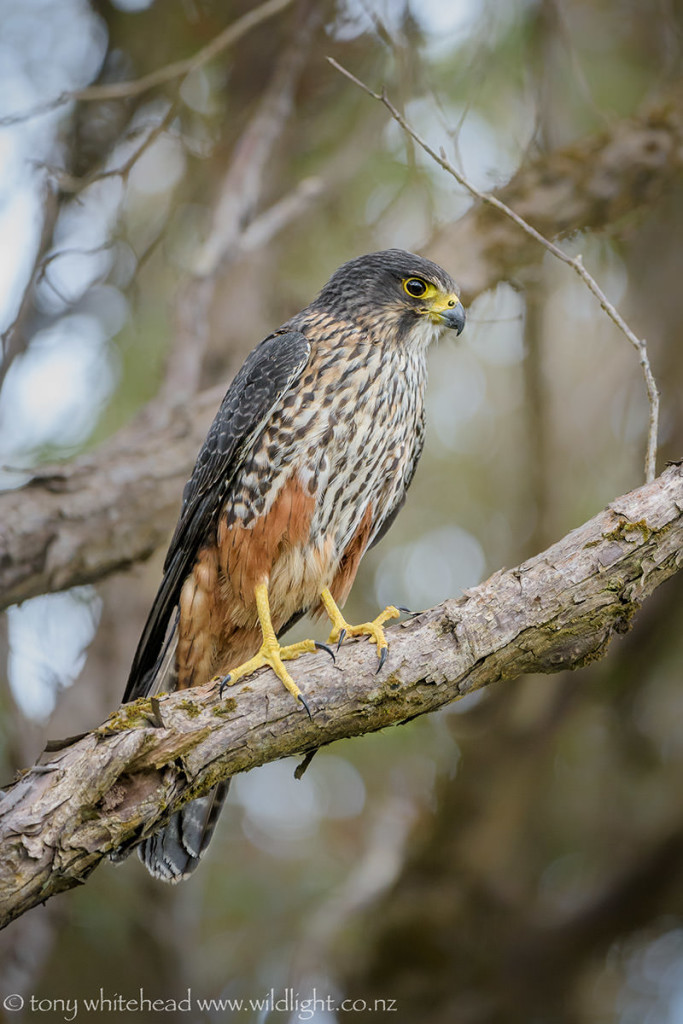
top-left (0, 463), bottom-right (681, 929)
top-left (0, 388), bottom-right (223, 611)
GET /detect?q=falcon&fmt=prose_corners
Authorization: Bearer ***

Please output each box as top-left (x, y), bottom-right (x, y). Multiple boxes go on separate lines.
top-left (124, 249), bottom-right (465, 881)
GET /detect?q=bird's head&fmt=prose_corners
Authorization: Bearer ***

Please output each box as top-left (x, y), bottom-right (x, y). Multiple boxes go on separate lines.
top-left (313, 249), bottom-right (465, 347)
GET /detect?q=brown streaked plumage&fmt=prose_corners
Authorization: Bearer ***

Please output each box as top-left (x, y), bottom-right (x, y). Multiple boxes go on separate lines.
top-left (121, 249), bottom-right (465, 882)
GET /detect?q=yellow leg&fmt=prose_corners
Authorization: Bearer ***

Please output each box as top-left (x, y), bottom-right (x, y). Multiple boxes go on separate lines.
top-left (320, 587), bottom-right (400, 669)
top-left (221, 582), bottom-right (317, 711)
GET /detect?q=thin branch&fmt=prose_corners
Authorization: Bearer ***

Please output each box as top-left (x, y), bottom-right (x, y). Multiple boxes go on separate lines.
top-left (193, 0), bottom-right (322, 277)
top-left (52, 100), bottom-right (179, 194)
top-left (161, 0), bottom-right (322, 403)
top-left (0, 463), bottom-right (681, 927)
top-left (238, 177), bottom-right (326, 253)
top-left (327, 57), bottom-right (660, 485)
top-left (36, 242), bottom-right (115, 284)
top-left (74, 0), bottom-right (294, 102)
top-left (0, 95), bottom-right (68, 129)
top-left (0, 0), bottom-right (294, 127)
top-left (0, 183), bottom-right (59, 391)
top-left (429, 81), bottom-right (683, 302)
top-left (0, 87), bottom-right (175, 391)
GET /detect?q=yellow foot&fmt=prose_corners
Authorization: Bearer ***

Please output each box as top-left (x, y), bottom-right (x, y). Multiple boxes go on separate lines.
top-left (320, 588), bottom-right (400, 672)
top-left (220, 635), bottom-right (317, 708)
top-left (217, 582), bottom-right (333, 718)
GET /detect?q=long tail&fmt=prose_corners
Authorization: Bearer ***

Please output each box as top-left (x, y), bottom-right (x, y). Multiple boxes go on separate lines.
top-left (137, 780), bottom-right (231, 883)
top-left (115, 619), bottom-right (229, 881)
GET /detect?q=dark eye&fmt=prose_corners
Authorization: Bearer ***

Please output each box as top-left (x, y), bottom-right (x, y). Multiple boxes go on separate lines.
top-left (404, 277), bottom-right (427, 298)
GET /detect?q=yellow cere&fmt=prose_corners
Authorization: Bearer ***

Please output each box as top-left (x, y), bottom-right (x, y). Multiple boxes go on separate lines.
top-left (402, 277), bottom-right (460, 312)
top-left (429, 292), bottom-right (460, 312)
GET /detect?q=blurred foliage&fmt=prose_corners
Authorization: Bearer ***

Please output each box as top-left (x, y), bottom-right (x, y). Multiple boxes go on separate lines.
top-left (1, 0), bottom-right (683, 1022)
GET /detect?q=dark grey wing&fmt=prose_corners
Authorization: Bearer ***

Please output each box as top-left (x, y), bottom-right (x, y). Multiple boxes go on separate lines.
top-left (369, 410), bottom-right (426, 551)
top-left (124, 330), bottom-right (311, 701)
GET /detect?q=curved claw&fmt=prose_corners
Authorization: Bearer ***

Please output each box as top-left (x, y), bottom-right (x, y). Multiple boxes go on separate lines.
top-left (314, 640), bottom-right (336, 663)
top-left (399, 605), bottom-right (421, 620)
top-left (336, 628), bottom-right (347, 652)
top-left (376, 647), bottom-right (387, 674)
top-left (298, 693), bottom-right (312, 720)
top-left (218, 674), bottom-right (232, 698)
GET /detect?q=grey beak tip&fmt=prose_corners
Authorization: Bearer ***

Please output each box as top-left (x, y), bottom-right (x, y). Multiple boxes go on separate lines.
top-left (446, 302), bottom-right (466, 335)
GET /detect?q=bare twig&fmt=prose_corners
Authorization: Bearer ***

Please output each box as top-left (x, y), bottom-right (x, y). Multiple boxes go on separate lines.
top-left (327, 57), bottom-right (660, 484)
top-left (0, 0), bottom-right (294, 127)
top-left (162, 0), bottom-right (322, 405)
top-left (0, 95), bottom-right (68, 129)
top-left (238, 177), bottom-right (326, 252)
top-left (0, 184), bottom-right (59, 391)
top-left (52, 100), bottom-right (179, 194)
top-left (36, 243), bottom-right (115, 285)
top-left (0, 0), bottom-right (294, 381)
top-left (0, 108), bottom-right (177, 395)
top-left (0, 462), bottom-right (682, 927)
top-left (193, 1), bottom-right (322, 276)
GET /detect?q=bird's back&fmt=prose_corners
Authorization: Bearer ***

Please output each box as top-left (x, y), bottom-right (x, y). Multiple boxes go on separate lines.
top-left (121, 248), bottom-right (464, 882)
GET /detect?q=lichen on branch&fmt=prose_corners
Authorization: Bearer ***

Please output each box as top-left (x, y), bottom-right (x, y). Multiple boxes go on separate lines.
top-left (1, 463), bottom-right (682, 930)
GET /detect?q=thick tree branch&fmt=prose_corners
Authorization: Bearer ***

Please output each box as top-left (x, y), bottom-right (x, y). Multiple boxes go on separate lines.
top-left (0, 388), bottom-right (223, 611)
top-left (1, 464), bottom-right (682, 928)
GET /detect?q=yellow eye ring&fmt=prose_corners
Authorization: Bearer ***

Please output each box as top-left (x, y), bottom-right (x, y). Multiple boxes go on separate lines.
top-left (403, 277), bottom-right (428, 298)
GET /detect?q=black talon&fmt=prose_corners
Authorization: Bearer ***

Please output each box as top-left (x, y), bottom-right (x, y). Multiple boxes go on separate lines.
top-left (315, 641), bottom-right (336, 663)
top-left (398, 605), bottom-right (420, 619)
top-left (376, 647), bottom-right (387, 674)
top-left (298, 693), bottom-right (312, 720)
top-left (294, 748), bottom-right (318, 779)
top-left (336, 628), bottom-right (347, 652)
top-left (218, 674), bottom-right (231, 698)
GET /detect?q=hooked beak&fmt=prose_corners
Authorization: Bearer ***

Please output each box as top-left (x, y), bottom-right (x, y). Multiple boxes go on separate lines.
top-left (434, 300), bottom-right (466, 335)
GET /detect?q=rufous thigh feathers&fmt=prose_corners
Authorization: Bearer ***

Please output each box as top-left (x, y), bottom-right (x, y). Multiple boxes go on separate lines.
top-left (177, 473), bottom-right (318, 688)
